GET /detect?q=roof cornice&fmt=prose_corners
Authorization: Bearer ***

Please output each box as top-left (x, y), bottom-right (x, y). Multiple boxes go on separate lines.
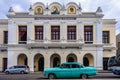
top-left (6, 13), bottom-right (104, 18)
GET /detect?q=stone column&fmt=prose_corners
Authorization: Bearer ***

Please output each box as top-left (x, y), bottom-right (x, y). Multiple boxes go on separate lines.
top-left (27, 21), bottom-right (34, 43)
top-left (61, 21), bottom-right (66, 42)
top-left (77, 21), bottom-right (83, 43)
top-left (44, 21), bottom-right (50, 42)
top-left (8, 19), bottom-right (17, 44)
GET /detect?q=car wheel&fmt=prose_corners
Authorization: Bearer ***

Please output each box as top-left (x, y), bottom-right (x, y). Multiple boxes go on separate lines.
top-left (5, 71), bottom-right (9, 74)
top-left (20, 71), bottom-right (25, 74)
top-left (81, 74), bottom-right (88, 79)
top-left (113, 70), bottom-right (119, 75)
top-left (48, 74), bottom-right (56, 79)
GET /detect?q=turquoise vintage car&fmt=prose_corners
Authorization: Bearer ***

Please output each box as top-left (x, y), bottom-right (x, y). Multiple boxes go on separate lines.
top-left (44, 62), bottom-right (97, 79)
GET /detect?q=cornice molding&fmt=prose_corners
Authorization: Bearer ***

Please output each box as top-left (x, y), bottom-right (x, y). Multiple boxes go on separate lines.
top-left (7, 13), bottom-right (104, 18)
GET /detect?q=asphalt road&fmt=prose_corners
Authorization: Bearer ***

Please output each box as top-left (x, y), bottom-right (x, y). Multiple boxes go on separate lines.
top-left (0, 72), bottom-right (120, 80)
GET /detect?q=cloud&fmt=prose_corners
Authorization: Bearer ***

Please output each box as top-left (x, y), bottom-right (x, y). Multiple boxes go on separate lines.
top-left (0, 0), bottom-right (3, 4)
top-left (11, 4), bottom-right (24, 12)
top-left (28, 0), bottom-right (86, 5)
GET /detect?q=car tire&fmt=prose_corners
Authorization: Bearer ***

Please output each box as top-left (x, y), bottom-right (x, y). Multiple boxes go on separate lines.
top-left (81, 74), bottom-right (88, 79)
top-left (20, 71), bottom-right (25, 74)
top-left (113, 70), bottom-right (120, 75)
top-left (5, 71), bottom-right (9, 74)
top-left (48, 74), bottom-right (56, 79)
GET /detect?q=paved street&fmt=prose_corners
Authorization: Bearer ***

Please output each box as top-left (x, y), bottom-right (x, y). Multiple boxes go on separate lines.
top-left (0, 72), bottom-right (120, 80)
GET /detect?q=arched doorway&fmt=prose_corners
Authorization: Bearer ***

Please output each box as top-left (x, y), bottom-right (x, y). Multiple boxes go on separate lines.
top-left (67, 54), bottom-right (77, 62)
top-left (34, 54), bottom-right (44, 71)
top-left (83, 57), bottom-right (89, 66)
top-left (50, 54), bottom-right (61, 67)
top-left (83, 54), bottom-right (94, 66)
top-left (18, 54), bottom-right (28, 65)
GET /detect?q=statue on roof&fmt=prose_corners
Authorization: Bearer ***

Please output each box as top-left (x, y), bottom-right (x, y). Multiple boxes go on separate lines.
top-left (8, 7), bottom-right (14, 12)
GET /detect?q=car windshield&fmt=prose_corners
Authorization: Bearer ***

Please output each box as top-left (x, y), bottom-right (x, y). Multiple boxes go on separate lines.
top-left (81, 64), bottom-right (84, 68)
top-left (9, 66), bottom-right (14, 69)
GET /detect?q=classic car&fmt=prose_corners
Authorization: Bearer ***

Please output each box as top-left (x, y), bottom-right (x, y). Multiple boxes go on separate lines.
top-left (44, 62), bottom-right (97, 79)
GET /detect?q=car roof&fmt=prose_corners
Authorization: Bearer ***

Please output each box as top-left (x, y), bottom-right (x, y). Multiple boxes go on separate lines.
top-left (62, 62), bottom-right (82, 65)
top-left (12, 65), bottom-right (28, 67)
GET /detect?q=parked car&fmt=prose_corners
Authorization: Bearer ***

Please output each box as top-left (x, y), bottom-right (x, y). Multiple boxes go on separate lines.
top-left (44, 62), bottom-right (97, 79)
top-left (108, 56), bottom-right (120, 75)
top-left (5, 65), bottom-right (30, 74)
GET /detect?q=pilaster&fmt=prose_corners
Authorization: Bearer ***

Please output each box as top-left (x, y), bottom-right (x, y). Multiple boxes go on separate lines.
top-left (7, 49), bottom-right (17, 68)
top-left (77, 21), bottom-right (83, 43)
top-left (28, 55), bottom-right (34, 72)
top-left (61, 21), bottom-right (67, 42)
top-left (61, 51), bottom-right (66, 63)
top-left (44, 21), bottom-right (50, 42)
top-left (27, 21), bottom-right (34, 43)
top-left (44, 53), bottom-right (50, 69)
top-left (95, 20), bottom-right (102, 44)
top-left (96, 47), bottom-right (103, 70)
top-left (8, 19), bottom-right (17, 44)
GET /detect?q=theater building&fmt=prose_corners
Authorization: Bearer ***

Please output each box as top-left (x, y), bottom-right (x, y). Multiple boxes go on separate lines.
top-left (0, 2), bottom-right (116, 72)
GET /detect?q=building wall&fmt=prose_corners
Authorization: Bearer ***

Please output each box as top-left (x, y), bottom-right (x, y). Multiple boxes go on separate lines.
top-left (103, 20), bottom-right (116, 58)
top-left (0, 2), bottom-right (116, 72)
top-left (0, 20), bottom-right (8, 71)
top-left (0, 52), bottom-right (7, 71)
top-left (0, 24), bottom-right (8, 44)
top-left (7, 46), bottom-right (102, 71)
top-left (116, 34), bottom-right (120, 49)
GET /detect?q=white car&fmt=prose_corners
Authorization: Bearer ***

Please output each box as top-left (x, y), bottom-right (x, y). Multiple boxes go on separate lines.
top-left (5, 65), bottom-right (30, 74)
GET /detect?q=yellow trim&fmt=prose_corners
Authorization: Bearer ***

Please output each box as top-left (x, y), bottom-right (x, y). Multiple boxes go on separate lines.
top-left (67, 6), bottom-right (76, 14)
top-left (35, 6), bottom-right (43, 15)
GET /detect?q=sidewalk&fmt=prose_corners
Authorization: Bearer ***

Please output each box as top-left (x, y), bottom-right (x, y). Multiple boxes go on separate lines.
top-left (98, 70), bottom-right (112, 73)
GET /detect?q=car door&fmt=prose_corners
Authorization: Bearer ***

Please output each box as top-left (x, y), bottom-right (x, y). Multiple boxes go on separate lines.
top-left (13, 66), bottom-right (19, 73)
top-left (71, 64), bottom-right (82, 78)
top-left (9, 66), bottom-right (16, 73)
top-left (59, 64), bottom-right (72, 78)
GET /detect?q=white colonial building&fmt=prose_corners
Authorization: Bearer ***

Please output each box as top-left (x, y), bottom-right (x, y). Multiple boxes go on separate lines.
top-left (0, 2), bottom-right (116, 72)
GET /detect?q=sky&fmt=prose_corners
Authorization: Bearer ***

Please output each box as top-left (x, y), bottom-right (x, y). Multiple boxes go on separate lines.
top-left (0, 0), bottom-right (120, 35)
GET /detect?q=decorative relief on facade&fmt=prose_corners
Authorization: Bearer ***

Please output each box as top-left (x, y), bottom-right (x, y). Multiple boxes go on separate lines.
top-left (68, 6), bottom-right (76, 14)
top-left (35, 6), bottom-right (43, 15)
top-left (51, 6), bottom-right (60, 14)
top-left (35, 17), bottom-right (76, 20)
